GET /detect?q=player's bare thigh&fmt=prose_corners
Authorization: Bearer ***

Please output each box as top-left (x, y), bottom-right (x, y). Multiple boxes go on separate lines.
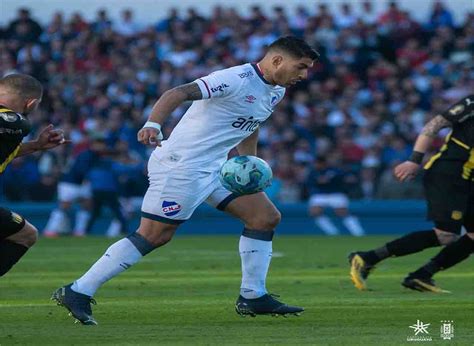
top-left (223, 192), bottom-right (281, 230)
top-left (137, 217), bottom-right (179, 247)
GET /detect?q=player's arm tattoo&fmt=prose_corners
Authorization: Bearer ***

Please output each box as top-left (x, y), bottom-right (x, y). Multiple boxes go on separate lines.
top-left (173, 82), bottom-right (203, 101)
top-left (421, 115), bottom-right (452, 137)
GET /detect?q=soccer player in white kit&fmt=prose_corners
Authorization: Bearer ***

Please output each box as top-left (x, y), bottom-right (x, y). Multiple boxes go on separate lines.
top-left (52, 36), bottom-right (319, 324)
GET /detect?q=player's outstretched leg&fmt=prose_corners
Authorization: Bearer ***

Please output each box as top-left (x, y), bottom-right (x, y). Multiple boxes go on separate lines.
top-left (52, 219), bottom-right (168, 324)
top-left (349, 229), bottom-right (441, 290)
top-left (402, 233), bottom-right (474, 293)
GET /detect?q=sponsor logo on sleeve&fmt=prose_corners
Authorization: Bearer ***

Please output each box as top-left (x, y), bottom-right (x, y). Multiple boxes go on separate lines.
top-left (210, 83), bottom-right (229, 93)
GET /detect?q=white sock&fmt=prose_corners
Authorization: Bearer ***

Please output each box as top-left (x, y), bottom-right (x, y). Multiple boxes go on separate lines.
top-left (239, 235), bottom-right (272, 299)
top-left (315, 216), bottom-right (339, 235)
top-left (72, 238), bottom-right (142, 297)
top-left (44, 209), bottom-right (67, 233)
top-left (73, 210), bottom-right (91, 235)
top-left (343, 216), bottom-right (365, 237)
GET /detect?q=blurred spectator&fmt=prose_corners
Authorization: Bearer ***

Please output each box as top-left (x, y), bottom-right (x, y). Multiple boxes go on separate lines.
top-left (428, 1), bottom-right (454, 29)
top-left (7, 8), bottom-right (43, 43)
top-left (113, 9), bottom-right (141, 37)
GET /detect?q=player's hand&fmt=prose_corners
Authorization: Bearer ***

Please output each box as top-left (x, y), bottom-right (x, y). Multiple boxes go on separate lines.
top-left (393, 161), bottom-right (420, 182)
top-left (137, 127), bottom-right (162, 146)
top-left (35, 124), bottom-right (71, 150)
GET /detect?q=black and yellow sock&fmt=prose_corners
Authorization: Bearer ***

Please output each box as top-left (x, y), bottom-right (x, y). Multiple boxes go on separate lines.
top-left (0, 240), bottom-right (29, 277)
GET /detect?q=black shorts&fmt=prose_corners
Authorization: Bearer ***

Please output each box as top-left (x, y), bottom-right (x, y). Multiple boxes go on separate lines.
top-left (0, 207), bottom-right (26, 240)
top-left (423, 167), bottom-right (474, 227)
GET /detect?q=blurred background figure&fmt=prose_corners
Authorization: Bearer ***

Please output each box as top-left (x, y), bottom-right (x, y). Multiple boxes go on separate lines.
top-left (307, 156), bottom-right (365, 236)
top-left (85, 137), bottom-right (144, 237)
top-left (42, 136), bottom-right (99, 237)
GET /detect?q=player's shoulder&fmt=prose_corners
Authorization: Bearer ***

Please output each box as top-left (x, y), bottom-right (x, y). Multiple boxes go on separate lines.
top-left (210, 63), bottom-right (254, 80)
top-left (445, 94), bottom-right (474, 116)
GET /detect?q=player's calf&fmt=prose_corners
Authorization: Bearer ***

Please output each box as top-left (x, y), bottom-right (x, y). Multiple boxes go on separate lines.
top-left (0, 221), bottom-right (37, 277)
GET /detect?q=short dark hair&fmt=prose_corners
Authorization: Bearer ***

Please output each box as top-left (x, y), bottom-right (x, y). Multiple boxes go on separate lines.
top-left (268, 36), bottom-right (320, 61)
top-left (0, 73), bottom-right (43, 99)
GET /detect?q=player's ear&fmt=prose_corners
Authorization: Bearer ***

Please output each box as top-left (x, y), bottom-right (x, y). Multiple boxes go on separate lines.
top-left (26, 98), bottom-right (39, 108)
top-left (23, 98), bottom-right (40, 114)
top-left (271, 55), bottom-right (284, 68)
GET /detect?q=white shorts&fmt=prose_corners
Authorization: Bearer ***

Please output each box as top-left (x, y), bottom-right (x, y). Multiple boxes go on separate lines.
top-left (141, 154), bottom-right (236, 224)
top-left (58, 182), bottom-right (92, 203)
top-left (308, 193), bottom-right (349, 209)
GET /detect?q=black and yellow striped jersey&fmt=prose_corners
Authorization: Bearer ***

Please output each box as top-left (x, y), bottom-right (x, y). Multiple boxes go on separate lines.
top-left (424, 95), bottom-right (474, 180)
top-left (0, 105), bottom-right (31, 174)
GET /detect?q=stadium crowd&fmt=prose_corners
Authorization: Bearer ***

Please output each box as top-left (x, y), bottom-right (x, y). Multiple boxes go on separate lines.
top-left (0, 1), bottom-right (473, 204)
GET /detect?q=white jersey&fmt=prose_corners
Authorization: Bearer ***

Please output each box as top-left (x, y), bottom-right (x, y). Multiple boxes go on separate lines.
top-left (152, 63), bottom-right (286, 172)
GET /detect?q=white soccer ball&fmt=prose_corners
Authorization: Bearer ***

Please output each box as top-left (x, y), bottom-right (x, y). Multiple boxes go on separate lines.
top-left (219, 155), bottom-right (273, 195)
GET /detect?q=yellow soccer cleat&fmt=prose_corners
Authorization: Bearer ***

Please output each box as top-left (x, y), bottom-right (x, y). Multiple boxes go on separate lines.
top-left (402, 276), bottom-right (451, 293)
top-left (348, 252), bottom-right (375, 291)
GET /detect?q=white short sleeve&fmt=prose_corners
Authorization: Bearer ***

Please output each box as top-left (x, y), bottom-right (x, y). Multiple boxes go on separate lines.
top-left (194, 69), bottom-right (239, 99)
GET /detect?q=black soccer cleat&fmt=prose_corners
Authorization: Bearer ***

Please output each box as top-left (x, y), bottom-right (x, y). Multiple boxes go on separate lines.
top-left (402, 275), bottom-right (451, 293)
top-left (348, 252), bottom-right (375, 291)
top-left (235, 294), bottom-right (304, 317)
top-left (51, 283), bottom-right (98, 325)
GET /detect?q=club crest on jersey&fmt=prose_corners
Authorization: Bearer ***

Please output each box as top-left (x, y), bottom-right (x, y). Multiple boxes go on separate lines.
top-left (162, 201), bottom-right (181, 216)
top-left (232, 116), bottom-right (261, 132)
top-left (245, 95), bottom-right (256, 104)
top-left (211, 83), bottom-right (229, 93)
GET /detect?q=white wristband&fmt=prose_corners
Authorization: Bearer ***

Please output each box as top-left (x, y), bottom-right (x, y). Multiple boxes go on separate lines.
top-left (143, 121), bottom-right (163, 140)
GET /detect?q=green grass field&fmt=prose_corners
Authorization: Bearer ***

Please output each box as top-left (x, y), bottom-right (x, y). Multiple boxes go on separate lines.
top-left (0, 236), bottom-right (473, 345)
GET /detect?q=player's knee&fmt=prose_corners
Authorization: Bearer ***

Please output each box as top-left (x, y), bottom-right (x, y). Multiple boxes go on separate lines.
top-left (248, 209), bottom-right (281, 230)
top-left (334, 208), bottom-right (348, 217)
top-left (137, 220), bottom-right (177, 248)
top-left (153, 231), bottom-right (174, 247)
top-left (60, 201), bottom-right (72, 210)
top-left (434, 228), bottom-right (460, 245)
top-left (309, 206), bottom-right (323, 216)
top-left (12, 223), bottom-right (38, 247)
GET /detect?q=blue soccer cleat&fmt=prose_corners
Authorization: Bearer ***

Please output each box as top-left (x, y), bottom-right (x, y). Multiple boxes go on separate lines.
top-left (235, 293), bottom-right (304, 317)
top-left (51, 283), bottom-right (98, 325)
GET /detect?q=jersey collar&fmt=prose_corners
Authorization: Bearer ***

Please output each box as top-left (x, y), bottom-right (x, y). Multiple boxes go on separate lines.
top-left (251, 63), bottom-right (272, 85)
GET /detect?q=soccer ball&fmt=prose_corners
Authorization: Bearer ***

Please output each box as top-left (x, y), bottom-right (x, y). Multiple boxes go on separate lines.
top-left (219, 155), bottom-right (273, 195)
